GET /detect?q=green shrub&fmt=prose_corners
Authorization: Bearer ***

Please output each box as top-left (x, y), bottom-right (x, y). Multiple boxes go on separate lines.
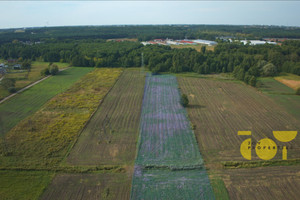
top-left (8, 87), bottom-right (16, 93)
top-left (1, 78), bottom-right (16, 89)
top-left (40, 68), bottom-right (50, 76)
top-left (180, 94), bottom-right (189, 107)
top-left (49, 64), bottom-right (59, 75)
top-left (296, 87), bottom-right (300, 95)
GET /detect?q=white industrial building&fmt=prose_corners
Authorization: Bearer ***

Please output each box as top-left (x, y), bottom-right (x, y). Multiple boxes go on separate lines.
top-left (241, 40), bottom-right (277, 45)
top-left (192, 39), bottom-right (218, 46)
top-left (166, 39), bottom-right (179, 45)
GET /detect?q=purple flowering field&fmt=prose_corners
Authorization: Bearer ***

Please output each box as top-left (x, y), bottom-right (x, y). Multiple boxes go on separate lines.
top-left (130, 74), bottom-right (214, 199)
top-left (135, 74), bottom-right (203, 167)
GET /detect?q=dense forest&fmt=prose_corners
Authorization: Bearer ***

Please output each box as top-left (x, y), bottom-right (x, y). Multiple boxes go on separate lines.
top-left (1, 25), bottom-right (300, 87)
top-left (1, 25), bottom-right (300, 44)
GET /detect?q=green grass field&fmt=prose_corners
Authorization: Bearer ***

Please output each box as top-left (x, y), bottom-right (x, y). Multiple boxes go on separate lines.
top-left (131, 168), bottom-right (215, 199)
top-left (0, 170), bottom-right (53, 200)
top-left (0, 61), bottom-right (69, 100)
top-left (0, 67), bottom-right (93, 135)
top-left (0, 68), bottom-right (122, 200)
top-left (0, 68), bottom-right (121, 168)
top-left (258, 77), bottom-right (300, 120)
top-left (209, 176), bottom-right (230, 200)
top-left (41, 172), bottom-right (131, 200)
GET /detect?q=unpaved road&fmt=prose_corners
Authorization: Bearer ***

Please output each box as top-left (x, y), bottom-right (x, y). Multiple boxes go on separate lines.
top-left (0, 68), bottom-right (69, 105)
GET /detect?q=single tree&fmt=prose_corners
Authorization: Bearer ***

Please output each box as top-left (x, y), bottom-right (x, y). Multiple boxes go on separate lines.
top-left (1, 78), bottom-right (16, 93)
top-left (40, 68), bottom-right (50, 76)
top-left (49, 64), bottom-right (59, 75)
top-left (262, 63), bottom-right (277, 77)
top-left (180, 94), bottom-right (189, 107)
top-left (249, 76), bottom-right (257, 87)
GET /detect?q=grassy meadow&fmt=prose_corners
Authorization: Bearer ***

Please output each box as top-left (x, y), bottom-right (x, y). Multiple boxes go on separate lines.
top-left (0, 68), bottom-right (122, 168)
top-left (258, 77), bottom-right (300, 120)
top-left (0, 67), bottom-right (93, 135)
top-left (0, 170), bottom-right (53, 200)
top-left (0, 61), bottom-right (69, 100)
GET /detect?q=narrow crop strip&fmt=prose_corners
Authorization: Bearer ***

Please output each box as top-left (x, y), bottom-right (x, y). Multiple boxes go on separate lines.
top-left (131, 74), bottom-right (215, 199)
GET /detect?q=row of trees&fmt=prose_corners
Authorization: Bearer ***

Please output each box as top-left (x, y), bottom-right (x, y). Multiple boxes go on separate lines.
top-left (0, 39), bottom-right (300, 87)
top-left (1, 25), bottom-right (300, 44)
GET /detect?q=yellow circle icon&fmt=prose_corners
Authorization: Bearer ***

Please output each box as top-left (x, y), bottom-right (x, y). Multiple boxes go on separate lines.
top-left (240, 138), bottom-right (252, 160)
top-left (255, 138), bottom-right (277, 160)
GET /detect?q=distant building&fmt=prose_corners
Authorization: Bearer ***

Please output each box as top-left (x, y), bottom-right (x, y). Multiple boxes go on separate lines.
top-left (241, 40), bottom-right (277, 45)
top-left (166, 40), bottom-right (179, 45)
top-left (178, 40), bottom-right (196, 45)
top-left (141, 42), bottom-right (150, 45)
top-left (192, 39), bottom-right (218, 46)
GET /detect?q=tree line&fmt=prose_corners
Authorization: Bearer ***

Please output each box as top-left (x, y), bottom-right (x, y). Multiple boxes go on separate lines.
top-left (0, 39), bottom-right (300, 87)
top-left (1, 25), bottom-right (300, 44)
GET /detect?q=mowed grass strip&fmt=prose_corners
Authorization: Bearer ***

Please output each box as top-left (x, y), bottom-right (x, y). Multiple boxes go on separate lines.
top-left (258, 77), bottom-right (300, 120)
top-left (222, 166), bottom-right (300, 200)
top-left (0, 170), bottom-right (53, 200)
top-left (0, 68), bottom-right (122, 168)
top-left (41, 172), bottom-right (132, 200)
top-left (0, 67), bottom-right (93, 135)
top-left (177, 77), bottom-right (300, 163)
top-left (67, 69), bottom-right (145, 166)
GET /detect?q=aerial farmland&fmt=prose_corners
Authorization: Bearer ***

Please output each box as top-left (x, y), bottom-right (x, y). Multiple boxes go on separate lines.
top-left (0, 22), bottom-right (300, 200)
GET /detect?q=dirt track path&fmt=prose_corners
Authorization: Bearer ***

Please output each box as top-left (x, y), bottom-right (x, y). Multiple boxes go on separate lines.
top-left (0, 68), bottom-right (69, 105)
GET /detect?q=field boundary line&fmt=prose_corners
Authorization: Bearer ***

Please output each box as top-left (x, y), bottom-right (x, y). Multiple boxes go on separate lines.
top-left (222, 158), bottom-right (300, 169)
top-left (0, 165), bottom-right (125, 173)
top-left (0, 67), bottom-right (69, 104)
top-left (60, 69), bottom-right (125, 166)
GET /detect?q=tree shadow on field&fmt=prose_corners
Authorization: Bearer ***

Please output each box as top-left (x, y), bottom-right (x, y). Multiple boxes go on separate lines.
top-left (188, 104), bottom-right (206, 109)
top-left (57, 70), bottom-right (70, 76)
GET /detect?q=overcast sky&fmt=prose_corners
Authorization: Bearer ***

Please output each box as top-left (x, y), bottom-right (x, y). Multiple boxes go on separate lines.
top-left (1, 1), bottom-right (300, 29)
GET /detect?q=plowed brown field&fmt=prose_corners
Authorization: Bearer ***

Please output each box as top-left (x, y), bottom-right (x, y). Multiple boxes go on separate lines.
top-left (67, 69), bottom-right (145, 166)
top-left (177, 77), bottom-right (300, 163)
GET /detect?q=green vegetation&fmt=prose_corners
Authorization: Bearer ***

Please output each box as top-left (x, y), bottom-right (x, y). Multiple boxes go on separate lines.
top-left (0, 67), bottom-right (93, 135)
top-left (41, 172), bottom-right (131, 200)
top-left (0, 170), bottom-right (53, 200)
top-left (41, 63), bottom-right (59, 76)
top-left (223, 159), bottom-right (300, 169)
top-left (0, 68), bottom-right (121, 168)
top-left (67, 69), bottom-right (145, 166)
top-left (258, 77), bottom-right (300, 120)
top-left (210, 177), bottom-right (230, 200)
top-left (0, 61), bottom-right (69, 99)
top-left (1, 25), bottom-right (300, 44)
top-left (296, 87), bottom-right (300, 95)
top-left (180, 93), bottom-right (189, 107)
top-left (131, 169), bottom-right (215, 199)
top-left (1, 30), bottom-right (300, 78)
top-left (276, 72), bottom-right (300, 81)
top-left (1, 78), bottom-right (16, 93)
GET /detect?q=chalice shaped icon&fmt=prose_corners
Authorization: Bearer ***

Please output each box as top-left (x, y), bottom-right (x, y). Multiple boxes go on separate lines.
top-left (273, 131), bottom-right (298, 160)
